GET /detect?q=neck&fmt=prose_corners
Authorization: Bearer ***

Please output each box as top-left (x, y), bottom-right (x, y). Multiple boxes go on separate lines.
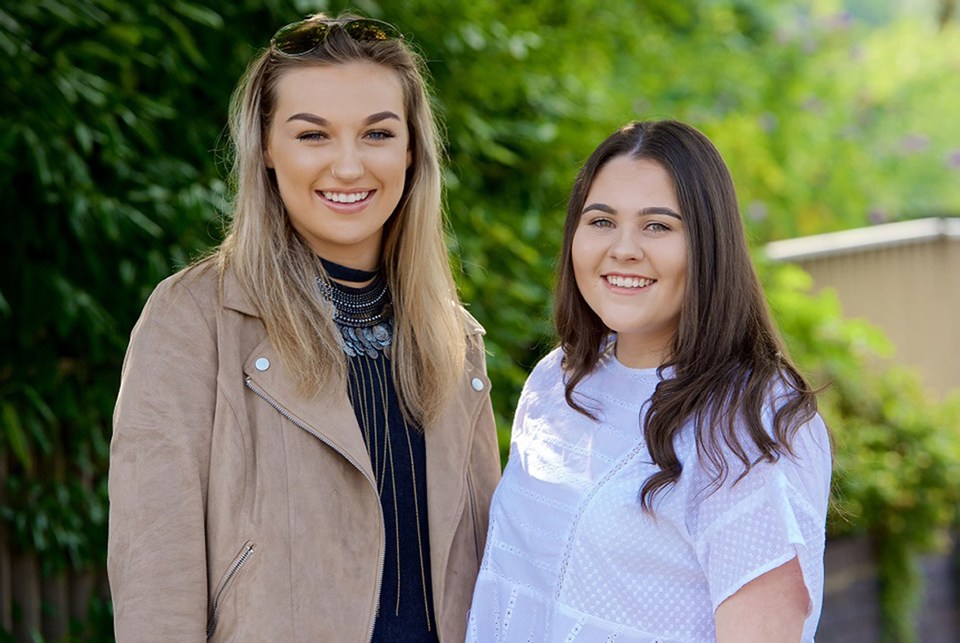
top-left (614, 335), bottom-right (672, 369)
top-left (320, 256), bottom-right (380, 287)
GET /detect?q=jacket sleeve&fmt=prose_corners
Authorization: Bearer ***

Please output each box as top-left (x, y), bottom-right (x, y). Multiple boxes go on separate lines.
top-left (108, 275), bottom-right (217, 641)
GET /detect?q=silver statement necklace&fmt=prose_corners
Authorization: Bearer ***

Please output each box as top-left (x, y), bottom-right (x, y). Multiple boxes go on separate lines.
top-left (316, 259), bottom-right (394, 359)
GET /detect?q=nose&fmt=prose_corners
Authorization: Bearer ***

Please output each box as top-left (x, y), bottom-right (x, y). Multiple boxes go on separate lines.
top-left (609, 227), bottom-right (643, 262)
top-left (331, 142), bottom-right (363, 182)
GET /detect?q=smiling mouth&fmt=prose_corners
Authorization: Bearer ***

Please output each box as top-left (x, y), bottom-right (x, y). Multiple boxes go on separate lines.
top-left (320, 190), bottom-right (372, 204)
top-left (606, 275), bottom-right (655, 289)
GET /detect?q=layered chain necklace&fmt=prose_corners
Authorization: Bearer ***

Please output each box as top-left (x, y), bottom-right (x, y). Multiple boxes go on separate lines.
top-left (316, 257), bottom-right (436, 637)
top-left (316, 259), bottom-right (393, 358)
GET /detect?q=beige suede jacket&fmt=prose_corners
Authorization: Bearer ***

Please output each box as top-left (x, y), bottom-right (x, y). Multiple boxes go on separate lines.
top-left (107, 262), bottom-right (501, 642)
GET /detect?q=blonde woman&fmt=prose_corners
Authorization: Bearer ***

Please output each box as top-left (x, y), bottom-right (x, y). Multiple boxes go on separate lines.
top-left (108, 14), bottom-right (500, 641)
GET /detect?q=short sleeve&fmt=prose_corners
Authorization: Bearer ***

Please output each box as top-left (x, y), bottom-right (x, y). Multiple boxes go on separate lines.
top-left (685, 413), bottom-right (831, 636)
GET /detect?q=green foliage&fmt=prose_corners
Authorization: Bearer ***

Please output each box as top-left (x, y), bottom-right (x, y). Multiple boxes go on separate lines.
top-left (2, 0), bottom-right (959, 639)
top-left (0, 5), bottom-right (257, 637)
top-left (0, 0), bottom-right (236, 574)
top-left (764, 262), bottom-right (960, 642)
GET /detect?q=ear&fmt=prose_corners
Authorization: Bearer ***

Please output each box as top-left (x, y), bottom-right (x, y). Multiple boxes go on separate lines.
top-left (264, 146), bottom-right (274, 169)
top-left (406, 147), bottom-right (412, 168)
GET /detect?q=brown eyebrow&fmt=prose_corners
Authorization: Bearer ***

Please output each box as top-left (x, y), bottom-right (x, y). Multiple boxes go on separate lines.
top-left (638, 206), bottom-right (681, 219)
top-left (582, 203), bottom-right (615, 215)
top-left (581, 203), bottom-right (682, 219)
top-left (286, 113), bottom-right (328, 125)
top-left (364, 111), bottom-right (402, 125)
top-left (285, 111), bottom-right (402, 126)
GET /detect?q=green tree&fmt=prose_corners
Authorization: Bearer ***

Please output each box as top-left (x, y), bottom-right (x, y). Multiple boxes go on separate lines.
top-left (0, 0), bottom-right (244, 636)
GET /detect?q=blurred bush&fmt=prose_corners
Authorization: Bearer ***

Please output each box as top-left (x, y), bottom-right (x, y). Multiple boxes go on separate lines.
top-left (766, 261), bottom-right (960, 642)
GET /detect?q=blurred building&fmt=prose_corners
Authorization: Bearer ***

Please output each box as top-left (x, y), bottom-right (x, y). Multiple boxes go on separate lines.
top-left (765, 217), bottom-right (960, 398)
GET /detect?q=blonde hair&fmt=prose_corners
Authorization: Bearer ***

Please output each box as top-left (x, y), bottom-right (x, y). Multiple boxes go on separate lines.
top-left (217, 14), bottom-right (466, 423)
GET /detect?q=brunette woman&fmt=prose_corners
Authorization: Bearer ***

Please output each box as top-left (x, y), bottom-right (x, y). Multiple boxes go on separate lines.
top-left (468, 120), bottom-right (831, 642)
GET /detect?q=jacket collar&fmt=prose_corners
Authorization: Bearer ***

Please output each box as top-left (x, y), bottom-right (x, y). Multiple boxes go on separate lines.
top-left (221, 266), bottom-right (261, 318)
top-left (226, 261), bottom-right (488, 598)
top-left (221, 264), bottom-right (486, 339)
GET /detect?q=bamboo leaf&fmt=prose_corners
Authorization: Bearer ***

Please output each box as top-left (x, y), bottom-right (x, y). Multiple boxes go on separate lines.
top-left (2, 402), bottom-right (33, 471)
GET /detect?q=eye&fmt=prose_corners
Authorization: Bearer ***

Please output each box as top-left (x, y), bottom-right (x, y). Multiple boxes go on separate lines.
top-left (644, 220), bottom-right (673, 233)
top-left (587, 217), bottom-right (615, 229)
top-left (296, 130), bottom-right (328, 142)
top-left (365, 129), bottom-right (397, 141)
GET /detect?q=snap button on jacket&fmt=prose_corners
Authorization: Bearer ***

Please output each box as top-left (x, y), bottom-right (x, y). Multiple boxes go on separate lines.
top-left (107, 263), bottom-right (501, 642)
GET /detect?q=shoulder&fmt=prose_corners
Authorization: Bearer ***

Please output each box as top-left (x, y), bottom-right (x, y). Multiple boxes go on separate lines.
top-left (535, 346), bottom-right (565, 373)
top-left (526, 346), bottom-right (565, 387)
top-left (509, 347), bottom-right (567, 437)
top-left (512, 347), bottom-right (566, 412)
top-left (459, 306), bottom-right (486, 338)
top-left (145, 259), bottom-right (220, 315)
top-left (680, 372), bottom-right (831, 487)
top-left (763, 374), bottom-right (831, 466)
top-left (458, 307), bottom-right (490, 376)
top-left (130, 259), bottom-right (223, 346)
top-left (141, 257), bottom-right (261, 324)
top-left (697, 379), bottom-right (832, 509)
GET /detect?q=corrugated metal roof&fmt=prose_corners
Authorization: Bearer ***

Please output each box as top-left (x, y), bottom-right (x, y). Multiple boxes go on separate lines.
top-left (764, 217), bottom-right (960, 261)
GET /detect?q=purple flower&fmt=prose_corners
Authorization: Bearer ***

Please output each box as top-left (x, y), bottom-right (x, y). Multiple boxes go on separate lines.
top-left (829, 12), bottom-right (853, 30)
top-left (868, 208), bottom-right (889, 225)
top-left (759, 113), bottom-right (778, 133)
top-left (900, 134), bottom-right (929, 154)
top-left (802, 97), bottom-right (823, 113)
top-left (747, 201), bottom-right (768, 222)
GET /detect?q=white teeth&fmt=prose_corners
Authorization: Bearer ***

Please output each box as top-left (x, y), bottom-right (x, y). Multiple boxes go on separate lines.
top-left (606, 275), bottom-right (654, 289)
top-left (322, 190), bottom-right (369, 204)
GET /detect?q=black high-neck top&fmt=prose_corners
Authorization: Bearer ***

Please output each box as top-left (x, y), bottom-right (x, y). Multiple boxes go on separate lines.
top-left (320, 259), bottom-right (438, 642)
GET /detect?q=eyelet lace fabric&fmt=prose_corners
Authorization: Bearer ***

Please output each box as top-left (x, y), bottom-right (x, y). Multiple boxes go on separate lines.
top-left (467, 346), bottom-right (832, 643)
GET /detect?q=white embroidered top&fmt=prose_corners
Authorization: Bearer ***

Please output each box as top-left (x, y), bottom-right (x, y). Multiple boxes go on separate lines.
top-left (468, 347), bottom-right (831, 643)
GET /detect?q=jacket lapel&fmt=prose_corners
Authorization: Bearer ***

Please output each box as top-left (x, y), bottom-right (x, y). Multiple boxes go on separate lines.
top-left (224, 268), bottom-right (375, 483)
top-left (225, 266), bottom-right (491, 611)
top-left (242, 338), bottom-right (376, 484)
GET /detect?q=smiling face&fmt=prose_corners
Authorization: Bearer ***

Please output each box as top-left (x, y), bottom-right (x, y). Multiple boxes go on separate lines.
top-left (264, 61), bottom-right (411, 270)
top-left (571, 155), bottom-right (687, 368)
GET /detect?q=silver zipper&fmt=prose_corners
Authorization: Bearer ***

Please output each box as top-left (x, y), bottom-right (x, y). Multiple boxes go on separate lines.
top-left (244, 377), bottom-right (385, 642)
top-left (206, 542), bottom-right (255, 638)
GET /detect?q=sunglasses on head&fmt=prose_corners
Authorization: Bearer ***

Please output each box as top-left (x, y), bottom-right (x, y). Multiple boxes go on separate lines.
top-left (270, 16), bottom-right (402, 57)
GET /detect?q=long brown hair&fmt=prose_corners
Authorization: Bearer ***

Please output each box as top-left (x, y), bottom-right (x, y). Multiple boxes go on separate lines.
top-left (555, 120), bottom-right (818, 510)
top-left (217, 13), bottom-right (465, 424)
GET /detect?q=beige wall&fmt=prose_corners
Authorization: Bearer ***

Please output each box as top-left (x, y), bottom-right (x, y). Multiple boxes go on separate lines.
top-left (788, 236), bottom-right (960, 398)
